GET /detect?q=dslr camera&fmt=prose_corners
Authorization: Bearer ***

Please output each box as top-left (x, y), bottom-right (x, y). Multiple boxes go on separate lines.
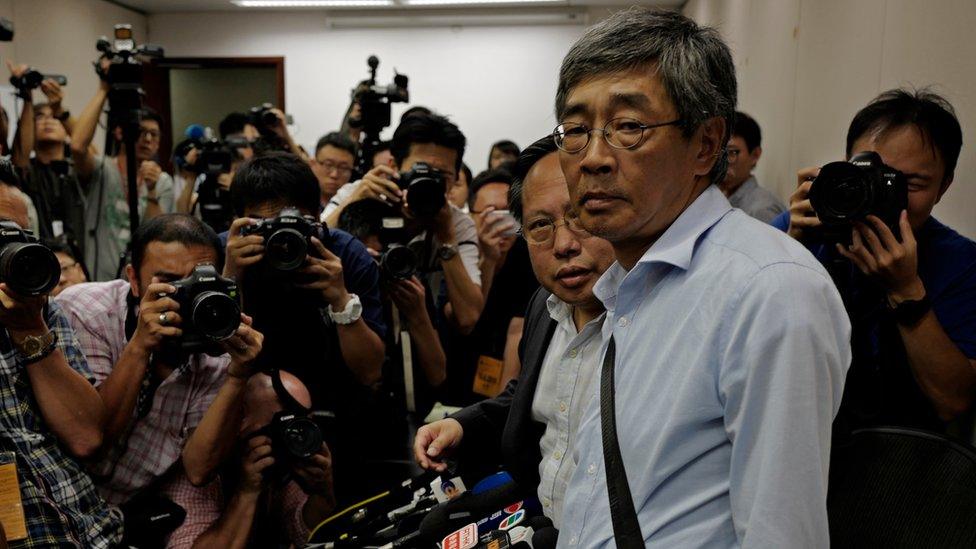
top-left (241, 207), bottom-right (332, 272)
top-left (399, 162), bottom-right (446, 220)
top-left (809, 151), bottom-right (908, 244)
top-left (338, 199), bottom-right (420, 281)
top-left (165, 264), bottom-right (241, 355)
top-left (262, 410), bottom-right (325, 461)
top-left (0, 221), bottom-right (60, 296)
top-left (8, 69), bottom-right (66, 96)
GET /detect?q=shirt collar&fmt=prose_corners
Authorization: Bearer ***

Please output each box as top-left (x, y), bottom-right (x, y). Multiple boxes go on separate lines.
top-left (592, 185), bottom-right (732, 309)
top-left (728, 175), bottom-right (758, 201)
top-left (546, 293), bottom-right (606, 333)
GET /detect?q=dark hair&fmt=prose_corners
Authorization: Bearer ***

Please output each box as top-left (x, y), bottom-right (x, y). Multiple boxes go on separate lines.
top-left (337, 198), bottom-right (398, 241)
top-left (43, 236), bottom-right (90, 280)
top-left (391, 113), bottom-right (466, 173)
top-left (230, 151), bottom-right (322, 217)
top-left (556, 7), bottom-right (736, 186)
top-left (140, 107), bottom-right (163, 128)
top-left (400, 106), bottom-right (432, 123)
top-left (732, 111), bottom-right (761, 152)
top-left (219, 112), bottom-right (251, 139)
top-left (130, 214), bottom-right (223, 274)
top-left (846, 88), bottom-right (963, 184)
top-left (459, 162), bottom-right (472, 187)
top-left (509, 136), bottom-right (559, 223)
top-left (315, 131), bottom-right (358, 158)
top-left (370, 140), bottom-right (392, 164)
top-left (488, 140), bottom-right (520, 168)
top-left (468, 167), bottom-right (514, 210)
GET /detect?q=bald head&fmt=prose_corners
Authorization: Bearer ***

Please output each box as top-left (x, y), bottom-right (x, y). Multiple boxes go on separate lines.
top-left (241, 370), bottom-right (312, 435)
top-left (0, 184), bottom-right (30, 230)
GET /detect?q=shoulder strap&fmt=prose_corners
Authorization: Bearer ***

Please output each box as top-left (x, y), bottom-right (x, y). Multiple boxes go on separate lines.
top-left (601, 336), bottom-right (645, 547)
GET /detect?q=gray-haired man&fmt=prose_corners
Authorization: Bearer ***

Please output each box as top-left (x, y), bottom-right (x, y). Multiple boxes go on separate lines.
top-left (554, 8), bottom-right (851, 547)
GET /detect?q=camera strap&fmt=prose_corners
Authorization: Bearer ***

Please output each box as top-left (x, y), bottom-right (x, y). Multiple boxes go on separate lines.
top-left (270, 368), bottom-right (309, 413)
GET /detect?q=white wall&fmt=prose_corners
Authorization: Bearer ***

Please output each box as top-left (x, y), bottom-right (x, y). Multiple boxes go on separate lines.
top-left (0, 0), bottom-right (147, 145)
top-left (684, 0), bottom-right (976, 239)
top-left (148, 11), bottom-right (590, 174)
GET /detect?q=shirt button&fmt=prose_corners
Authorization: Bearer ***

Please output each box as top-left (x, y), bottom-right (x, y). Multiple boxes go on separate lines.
top-left (554, 451), bottom-right (563, 461)
top-left (587, 463), bottom-right (597, 475)
top-left (569, 348), bottom-right (578, 358)
top-left (618, 316), bottom-right (629, 327)
top-left (569, 536), bottom-right (578, 545)
top-left (543, 498), bottom-right (551, 507)
top-left (559, 401), bottom-right (568, 413)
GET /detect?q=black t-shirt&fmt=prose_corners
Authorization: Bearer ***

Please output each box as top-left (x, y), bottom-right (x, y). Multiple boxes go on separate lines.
top-left (444, 239), bottom-right (539, 406)
top-left (21, 158), bottom-right (87, 253)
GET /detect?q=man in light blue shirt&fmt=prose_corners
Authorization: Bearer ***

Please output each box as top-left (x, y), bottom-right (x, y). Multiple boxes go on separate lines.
top-left (551, 7), bottom-right (852, 547)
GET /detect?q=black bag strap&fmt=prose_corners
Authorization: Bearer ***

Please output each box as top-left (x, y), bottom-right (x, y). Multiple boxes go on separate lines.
top-left (601, 336), bottom-right (646, 547)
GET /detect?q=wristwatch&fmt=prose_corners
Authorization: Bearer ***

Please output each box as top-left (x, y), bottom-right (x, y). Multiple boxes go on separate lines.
top-left (889, 294), bottom-right (931, 326)
top-left (14, 330), bottom-right (58, 365)
top-left (327, 293), bottom-right (363, 325)
top-left (437, 244), bottom-right (459, 261)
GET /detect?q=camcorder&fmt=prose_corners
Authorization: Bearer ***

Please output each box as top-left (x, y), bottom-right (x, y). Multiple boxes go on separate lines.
top-left (247, 102), bottom-right (292, 154)
top-left (399, 161), bottom-right (447, 221)
top-left (349, 55), bottom-right (409, 172)
top-left (808, 151), bottom-right (908, 244)
top-left (163, 264), bottom-right (241, 356)
top-left (0, 221), bottom-right (61, 296)
top-left (241, 207), bottom-right (333, 272)
top-left (95, 24), bottom-right (163, 121)
top-left (8, 69), bottom-right (67, 97)
top-left (192, 137), bottom-right (240, 233)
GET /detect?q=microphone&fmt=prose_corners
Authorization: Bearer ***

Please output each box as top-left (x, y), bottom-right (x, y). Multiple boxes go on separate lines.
top-left (531, 526), bottom-right (558, 549)
top-left (184, 124), bottom-right (205, 140)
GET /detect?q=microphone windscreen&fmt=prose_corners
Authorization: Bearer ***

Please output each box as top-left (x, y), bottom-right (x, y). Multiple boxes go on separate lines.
top-left (471, 471), bottom-right (513, 494)
top-left (532, 526), bottom-right (558, 549)
top-left (184, 124), bottom-right (205, 139)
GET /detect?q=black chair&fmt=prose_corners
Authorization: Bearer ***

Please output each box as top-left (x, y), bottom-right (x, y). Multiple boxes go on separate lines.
top-left (828, 427), bottom-right (976, 548)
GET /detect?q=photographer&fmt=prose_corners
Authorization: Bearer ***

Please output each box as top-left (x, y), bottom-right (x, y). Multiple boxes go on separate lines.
top-left (312, 131), bottom-right (357, 209)
top-left (223, 152), bottom-right (386, 500)
top-left (8, 61), bottom-right (87, 253)
top-left (415, 136), bottom-right (615, 528)
top-left (170, 371), bottom-right (334, 548)
top-left (56, 214), bottom-right (264, 505)
top-left (772, 88), bottom-right (976, 433)
top-left (0, 184), bottom-right (123, 547)
top-left (71, 70), bottom-right (175, 280)
top-left (218, 112), bottom-right (259, 161)
top-left (324, 113), bottom-right (484, 336)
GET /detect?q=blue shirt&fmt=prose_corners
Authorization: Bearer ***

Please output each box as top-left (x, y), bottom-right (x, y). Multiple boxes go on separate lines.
top-left (770, 211), bottom-right (976, 430)
top-left (559, 186), bottom-right (851, 547)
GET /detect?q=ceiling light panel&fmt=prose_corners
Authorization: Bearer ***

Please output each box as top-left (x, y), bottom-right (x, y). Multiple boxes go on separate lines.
top-left (232, 0), bottom-right (393, 7)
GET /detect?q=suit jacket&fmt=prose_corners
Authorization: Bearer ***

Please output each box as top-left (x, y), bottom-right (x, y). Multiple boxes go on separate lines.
top-left (451, 287), bottom-right (558, 492)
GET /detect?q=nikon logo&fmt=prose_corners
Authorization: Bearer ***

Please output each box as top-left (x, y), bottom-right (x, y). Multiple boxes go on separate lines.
top-left (281, 218), bottom-right (297, 224)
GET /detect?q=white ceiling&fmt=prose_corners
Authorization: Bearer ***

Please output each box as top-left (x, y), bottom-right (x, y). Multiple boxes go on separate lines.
top-left (113, 0), bottom-right (683, 13)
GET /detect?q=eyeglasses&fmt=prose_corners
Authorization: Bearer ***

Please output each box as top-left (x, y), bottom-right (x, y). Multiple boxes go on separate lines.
top-left (726, 148), bottom-right (741, 160)
top-left (139, 129), bottom-right (161, 141)
top-left (318, 160), bottom-right (353, 176)
top-left (60, 260), bottom-right (79, 273)
top-left (518, 211), bottom-right (591, 246)
top-left (553, 116), bottom-right (683, 153)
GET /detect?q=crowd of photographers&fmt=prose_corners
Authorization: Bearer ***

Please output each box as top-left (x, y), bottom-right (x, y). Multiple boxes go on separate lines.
top-left (0, 5), bottom-right (974, 548)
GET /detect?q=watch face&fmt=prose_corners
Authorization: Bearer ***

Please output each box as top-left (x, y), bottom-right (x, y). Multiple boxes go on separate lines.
top-left (23, 336), bottom-right (42, 355)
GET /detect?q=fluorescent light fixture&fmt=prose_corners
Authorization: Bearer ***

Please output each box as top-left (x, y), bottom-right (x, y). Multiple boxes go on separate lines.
top-left (403, 0), bottom-right (563, 4)
top-left (232, 0), bottom-right (393, 7)
top-left (327, 10), bottom-right (586, 27)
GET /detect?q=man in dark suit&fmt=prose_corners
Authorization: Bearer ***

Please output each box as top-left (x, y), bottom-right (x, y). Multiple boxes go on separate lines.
top-left (413, 136), bottom-right (615, 528)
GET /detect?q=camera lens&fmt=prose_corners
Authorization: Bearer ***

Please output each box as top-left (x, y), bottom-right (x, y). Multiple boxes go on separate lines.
top-left (406, 177), bottom-right (446, 219)
top-left (261, 110), bottom-right (278, 128)
top-left (281, 417), bottom-right (323, 459)
top-left (810, 161), bottom-right (873, 223)
top-left (0, 242), bottom-right (60, 296)
top-left (380, 245), bottom-right (417, 280)
top-left (265, 228), bottom-right (308, 271)
top-left (191, 291), bottom-right (241, 341)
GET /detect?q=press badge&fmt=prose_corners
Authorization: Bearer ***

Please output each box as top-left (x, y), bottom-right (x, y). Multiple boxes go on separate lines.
top-left (472, 355), bottom-right (503, 397)
top-left (0, 453), bottom-right (27, 542)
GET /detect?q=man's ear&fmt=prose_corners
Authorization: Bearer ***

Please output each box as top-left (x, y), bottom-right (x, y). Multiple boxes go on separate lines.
top-left (694, 116), bottom-right (727, 178)
top-left (936, 174), bottom-right (954, 203)
top-left (387, 156), bottom-right (397, 169)
top-left (125, 264), bottom-right (140, 298)
top-left (751, 145), bottom-right (762, 164)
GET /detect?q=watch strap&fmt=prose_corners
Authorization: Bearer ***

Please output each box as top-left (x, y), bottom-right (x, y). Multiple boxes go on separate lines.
top-left (16, 330), bottom-right (59, 365)
top-left (890, 294), bottom-right (931, 326)
top-left (327, 294), bottom-right (362, 325)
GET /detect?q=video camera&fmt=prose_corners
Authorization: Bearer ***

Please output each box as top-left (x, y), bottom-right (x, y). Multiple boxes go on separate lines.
top-left (164, 264), bottom-right (241, 356)
top-left (0, 221), bottom-right (60, 296)
top-left (350, 56), bottom-right (409, 172)
top-left (192, 136), bottom-right (245, 233)
top-left (8, 69), bottom-right (67, 97)
top-left (809, 151), bottom-right (908, 244)
top-left (241, 207), bottom-right (333, 272)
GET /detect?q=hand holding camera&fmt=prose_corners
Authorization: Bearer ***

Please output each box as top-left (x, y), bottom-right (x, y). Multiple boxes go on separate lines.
top-left (387, 275), bottom-right (427, 321)
top-left (130, 277), bottom-right (182, 356)
top-left (223, 313), bottom-right (263, 379)
top-left (295, 236), bottom-right (349, 309)
top-left (0, 283), bottom-right (47, 334)
top-left (39, 78), bottom-right (65, 113)
top-left (138, 160), bottom-right (162, 190)
top-left (354, 164), bottom-right (403, 204)
top-left (224, 217), bottom-right (266, 281)
top-left (835, 211), bottom-right (924, 304)
top-left (787, 166), bottom-right (822, 242)
top-left (292, 443), bottom-right (333, 496)
top-left (241, 434), bottom-right (275, 494)
top-left (477, 206), bottom-right (517, 264)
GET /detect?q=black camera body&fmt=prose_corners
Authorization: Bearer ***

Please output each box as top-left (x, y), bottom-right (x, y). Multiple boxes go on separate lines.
top-left (265, 410), bottom-right (324, 461)
top-left (809, 151), bottom-right (908, 244)
top-left (0, 221), bottom-right (60, 296)
top-left (241, 207), bottom-right (332, 272)
top-left (351, 56), bottom-right (409, 136)
top-left (166, 264), bottom-right (241, 355)
top-left (399, 162), bottom-right (446, 220)
top-left (9, 69), bottom-right (67, 95)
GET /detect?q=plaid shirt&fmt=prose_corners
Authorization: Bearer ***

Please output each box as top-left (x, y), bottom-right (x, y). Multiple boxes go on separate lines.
top-left (0, 301), bottom-right (123, 548)
top-left (56, 280), bottom-right (229, 505)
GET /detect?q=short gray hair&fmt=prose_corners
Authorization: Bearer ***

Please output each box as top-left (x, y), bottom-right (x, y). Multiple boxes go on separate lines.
top-left (555, 7), bottom-right (737, 185)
